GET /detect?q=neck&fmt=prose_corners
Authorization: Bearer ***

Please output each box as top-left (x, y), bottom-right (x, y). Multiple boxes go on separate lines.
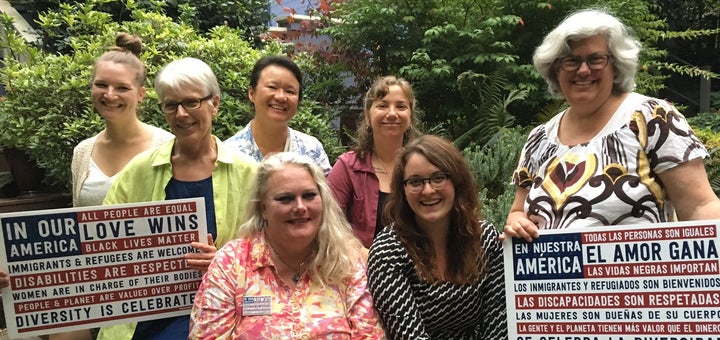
top-left (251, 119), bottom-right (287, 155)
top-left (104, 118), bottom-right (146, 142)
top-left (372, 135), bottom-right (403, 160)
top-left (173, 136), bottom-right (217, 160)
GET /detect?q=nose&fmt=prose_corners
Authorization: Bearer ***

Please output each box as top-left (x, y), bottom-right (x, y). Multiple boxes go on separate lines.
top-left (576, 60), bottom-right (591, 74)
top-left (293, 197), bottom-right (307, 212)
top-left (273, 89), bottom-right (288, 101)
top-left (174, 104), bottom-right (189, 117)
top-left (420, 180), bottom-right (436, 193)
top-left (386, 106), bottom-right (398, 118)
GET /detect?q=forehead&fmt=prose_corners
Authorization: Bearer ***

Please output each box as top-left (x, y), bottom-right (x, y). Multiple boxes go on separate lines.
top-left (568, 35), bottom-right (609, 53)
top-left (258, 65), bottom-right (299, 86)
top-left (404, 153), bottom-right (440, 176)
top-left (161, 86), bottom-right (205, 101)
top-left (266, 165), bottom-right (316, 192)
top-left (94, 61), bottom-right (136, 81)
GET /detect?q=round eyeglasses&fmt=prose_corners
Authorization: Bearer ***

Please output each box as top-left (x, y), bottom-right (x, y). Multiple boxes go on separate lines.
top-left (557, 54), bottom-right (612, 72)
top-left (160, 94), bottom-right (213, 114)
top-left (402, 173), bottom-right (451, 193)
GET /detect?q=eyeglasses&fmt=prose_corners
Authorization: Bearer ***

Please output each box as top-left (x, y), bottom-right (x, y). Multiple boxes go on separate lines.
top-left (160, 94), bottom-right (213, 114)
top-left (402, 173), bottom-right (451, 193)
top-left (557, 54), bottom-right (612, 72)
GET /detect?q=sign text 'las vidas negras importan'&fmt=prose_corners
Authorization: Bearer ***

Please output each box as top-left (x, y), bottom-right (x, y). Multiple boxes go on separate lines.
top-left (503, 220), bottom-right (720, 340)
top-left (0, 198), bottom-right (207, 338)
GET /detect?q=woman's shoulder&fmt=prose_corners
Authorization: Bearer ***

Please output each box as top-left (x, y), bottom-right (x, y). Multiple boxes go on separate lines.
top-left (288, 127), bottom-right (323, 145)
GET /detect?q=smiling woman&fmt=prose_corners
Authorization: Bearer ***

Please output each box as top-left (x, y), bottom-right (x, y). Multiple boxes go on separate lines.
top-left (504, 9), bottom-right (720, 240)
top-left (224, 55), bottom-right (331, 174)
top-left (190, 152), bottom-right (384, 338)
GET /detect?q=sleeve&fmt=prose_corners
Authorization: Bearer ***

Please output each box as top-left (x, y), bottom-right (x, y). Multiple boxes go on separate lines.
top-left (70, 142), bottom-right (84, 207)
top-left (477, 222), bottom-right (508, 339)
top-left (315, 144), bottom-right (332, 175)
top-left (367, 232), bottom-right (430, 340)
top-left (189, 241), bottom-right (244, 339)
top-left (638, 98), bottom-right (708, 173)
top-left (344, 258), bottom-right (386, 339)
top-left (511, 124), bottom-right (546, 189)
top-left (327, 154), bottom-right (353, 213)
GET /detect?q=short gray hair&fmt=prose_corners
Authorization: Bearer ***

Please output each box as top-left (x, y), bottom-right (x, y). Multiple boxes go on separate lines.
top-left (533, 8), bottom-right (641, 98)
top-left (154, 57), bottom-right (221, 101)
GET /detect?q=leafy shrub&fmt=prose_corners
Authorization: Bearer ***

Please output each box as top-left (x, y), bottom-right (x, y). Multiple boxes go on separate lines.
top-left (462, 126), bottom-right (528, 229)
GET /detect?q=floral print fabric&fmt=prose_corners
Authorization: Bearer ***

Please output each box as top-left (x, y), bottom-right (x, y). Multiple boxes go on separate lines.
top-left (189, 232), bottom-right (384, 339)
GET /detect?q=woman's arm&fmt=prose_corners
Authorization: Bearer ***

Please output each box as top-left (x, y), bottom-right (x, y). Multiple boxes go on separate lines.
top-left (659, 158), bottom-right (720, 220)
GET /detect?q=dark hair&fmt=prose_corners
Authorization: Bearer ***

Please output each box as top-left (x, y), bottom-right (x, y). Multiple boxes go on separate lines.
top-left (249, 55), bottom-right (303, 101)
top-left (94, 32), bottom-right (146, 87)
top-left (383, 135), bottom-right (486, 284)
top-left (353, 75), bottom-right (421, 158)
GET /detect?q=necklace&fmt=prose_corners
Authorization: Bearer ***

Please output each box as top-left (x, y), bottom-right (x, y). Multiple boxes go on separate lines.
top-left (373, 152), bottom-right (391, 175)
top-left (267, 236), bottom-right (312, 284)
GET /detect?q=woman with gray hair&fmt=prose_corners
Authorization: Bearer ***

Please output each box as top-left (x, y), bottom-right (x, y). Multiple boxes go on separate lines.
top-left (504, 8), bottom-right (720, 240)
top-left (190, 152), bottom-right (384, 339)
top-left (96, 57), bottom-right (257, 339)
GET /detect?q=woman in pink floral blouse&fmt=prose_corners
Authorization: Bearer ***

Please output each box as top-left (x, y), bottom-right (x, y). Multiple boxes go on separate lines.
top-left (190, 152), bottom-right (385, 339)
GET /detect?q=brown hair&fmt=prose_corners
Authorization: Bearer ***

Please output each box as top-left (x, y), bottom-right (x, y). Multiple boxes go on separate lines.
top-left (353, 75), bottom-right (421, 158)
top-left (93, 32), bottom-right (146, 87)
top-left (383, 135), bottom-right (486, 284)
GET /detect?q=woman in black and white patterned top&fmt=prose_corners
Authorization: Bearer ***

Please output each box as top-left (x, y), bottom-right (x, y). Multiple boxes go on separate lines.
top-left (367, 135), bottom-right (507, 339)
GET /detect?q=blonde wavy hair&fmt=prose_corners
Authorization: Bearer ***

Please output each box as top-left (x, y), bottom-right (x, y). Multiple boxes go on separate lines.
top-left (236, 152), bottom-right (365, 286)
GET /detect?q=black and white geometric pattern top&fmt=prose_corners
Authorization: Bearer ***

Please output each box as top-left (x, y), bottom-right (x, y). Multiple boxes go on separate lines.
top-left (367, 221), bottom-right (507, 339)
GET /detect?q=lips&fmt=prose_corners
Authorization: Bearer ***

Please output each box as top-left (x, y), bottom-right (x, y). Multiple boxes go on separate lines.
top-left (287, 218), bottom-right (310, 224)
top-left (269, 104), bottom-right (286, 112)
top-left (419, 198), bottom-right (442, 206)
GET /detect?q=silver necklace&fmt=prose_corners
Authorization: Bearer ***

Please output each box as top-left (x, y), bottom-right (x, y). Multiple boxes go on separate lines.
top-left (267, 237), bottom-right (311, 284)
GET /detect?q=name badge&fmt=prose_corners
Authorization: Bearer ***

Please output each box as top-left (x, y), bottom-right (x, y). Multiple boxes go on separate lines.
top-left (242, 296), bottom-right (272, 316)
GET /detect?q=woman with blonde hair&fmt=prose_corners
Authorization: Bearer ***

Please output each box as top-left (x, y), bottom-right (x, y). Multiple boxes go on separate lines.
top-left (190, 152), bottom-right (384, 338)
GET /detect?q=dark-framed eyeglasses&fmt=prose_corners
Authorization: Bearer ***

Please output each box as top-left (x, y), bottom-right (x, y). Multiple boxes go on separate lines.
top-left (402, 173), bottom-right (451, 193)
top-left (557, 54), bottom-right (612, 72)
top-left (160, 94), bottom-right (213, 114)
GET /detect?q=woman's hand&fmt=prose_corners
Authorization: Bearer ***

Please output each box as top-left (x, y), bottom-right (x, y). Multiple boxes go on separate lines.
top-left (501, 215), bottom-right (540, 242)
top-left (185, 234), bottom-right (217, 272)
top-left (500, 187), bottom-right (540, 242)
top-left (0, 270), bottom-right (8, 289)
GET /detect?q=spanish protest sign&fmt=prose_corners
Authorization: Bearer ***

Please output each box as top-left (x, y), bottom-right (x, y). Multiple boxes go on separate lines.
top-left (0, 198), bottom-right (207, 338)
top-left (504, 220), bottom-right (720, 340)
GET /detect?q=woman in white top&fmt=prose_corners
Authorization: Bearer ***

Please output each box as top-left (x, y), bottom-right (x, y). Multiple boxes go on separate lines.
top-left (60, 33), bottom-right (172, 340)
top-left (70, 33), bottom-right (172, 207)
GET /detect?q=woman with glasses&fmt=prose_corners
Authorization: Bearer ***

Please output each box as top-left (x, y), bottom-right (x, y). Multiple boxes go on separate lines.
top-left (504, 9), bottom-right (720, 241)
top-left (367, 135), bottom-right (506, 339)
top-left (328, 76), bottom-right (421, 249)
top-left (224, 55), bottom-right (331, 174)
top-left (96, 57), bottom-right (257, 340)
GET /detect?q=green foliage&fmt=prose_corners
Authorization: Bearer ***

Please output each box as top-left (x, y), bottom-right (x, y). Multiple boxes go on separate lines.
top-left (33, 0), bottom-right (269, 54)
top-left (321, 0), bottom-right (719, 143)
top-left (0, 3), bottom-right (344, 191)
top-left (688, 114), bottom-right (720, 195)
top-left (462, 126), bottom-right (529, 228)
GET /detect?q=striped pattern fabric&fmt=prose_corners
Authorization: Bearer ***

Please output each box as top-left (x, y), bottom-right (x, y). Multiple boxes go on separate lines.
top-left (367, 222), bottom-right (507, 339)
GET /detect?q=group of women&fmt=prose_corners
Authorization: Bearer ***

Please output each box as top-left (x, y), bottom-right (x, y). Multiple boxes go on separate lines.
top-left (2, 6), bottom-right (719, 340)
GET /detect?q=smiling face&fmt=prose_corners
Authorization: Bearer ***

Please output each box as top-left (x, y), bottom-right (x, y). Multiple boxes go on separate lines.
top-left (366, 84), bottom-right (411, 140)
top-left (248, 65), bottom-right (300, 125)
top-left (91, 61), bottom-right (146, 121)
top-left (262, 164), bottom-right (322, 248)
top-left (161, 87), bottom-right (218, 143)
top-left (557, 35), bottom-right (615, 113)
top-left (403, 153), bottom-right (455, 231)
